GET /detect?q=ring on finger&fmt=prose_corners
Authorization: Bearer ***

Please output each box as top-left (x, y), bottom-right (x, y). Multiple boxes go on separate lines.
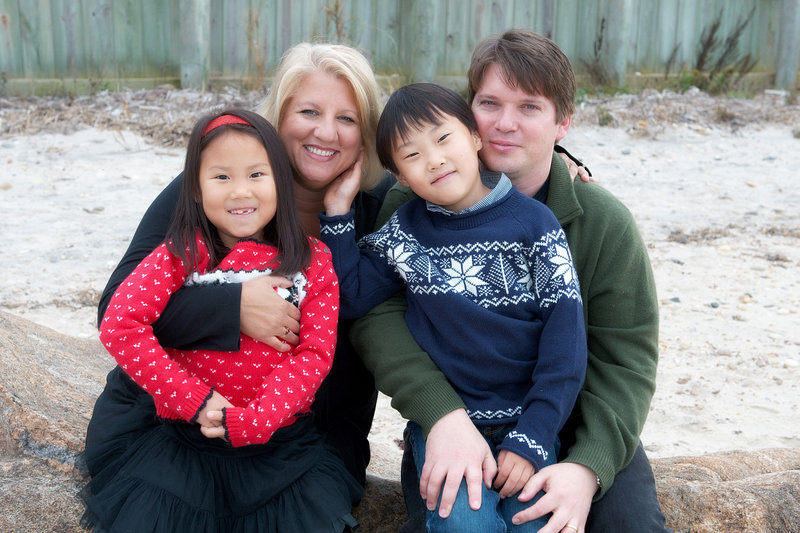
top-left (564, 524), bottom-right (579, 532)
top-left (283, 326), bottom-right (290, 336)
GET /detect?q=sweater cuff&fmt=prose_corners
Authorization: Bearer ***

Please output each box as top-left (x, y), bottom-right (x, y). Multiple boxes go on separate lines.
top-left (499, 432), bottom-right (550, 472)
top-left (179, 381), bottom-right (213, 423)
top-left (562, 438), bottom-right (617, 500)
top-left (221, 407), bottom-right (253, 447)
top-left (319, 209), bottom-right (356, 236)
top-left (402, 383), bottom-right (466, 438)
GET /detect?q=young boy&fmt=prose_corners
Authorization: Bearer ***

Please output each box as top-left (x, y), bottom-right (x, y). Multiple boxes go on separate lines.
top-left (319, 83), bottom-right (586, 531)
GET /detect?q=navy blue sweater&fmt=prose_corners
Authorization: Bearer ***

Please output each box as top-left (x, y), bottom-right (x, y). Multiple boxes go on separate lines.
top-left (320, 186), bottom-right (587, 469)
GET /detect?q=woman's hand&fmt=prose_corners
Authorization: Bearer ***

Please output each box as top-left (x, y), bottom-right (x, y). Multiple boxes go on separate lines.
top-left (558, 152), bottom-right (594, 183)
top-left (511, 462), bottom-right (598, 532)
top-left (240, 276), bottom-right (301, 351)
top-left (323, 156), bottom-right (363, 216)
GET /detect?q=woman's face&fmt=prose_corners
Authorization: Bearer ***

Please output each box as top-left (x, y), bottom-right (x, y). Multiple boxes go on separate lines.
top-left (279, 71), bottom-right (362, 191)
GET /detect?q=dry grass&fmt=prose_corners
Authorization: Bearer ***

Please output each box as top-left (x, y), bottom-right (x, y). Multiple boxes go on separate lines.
top-left (1, 85), bottom-right (799, 147)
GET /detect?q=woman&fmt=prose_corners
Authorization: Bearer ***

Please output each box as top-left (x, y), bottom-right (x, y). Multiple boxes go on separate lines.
top-left (93, 43), bottom-right (392, 513)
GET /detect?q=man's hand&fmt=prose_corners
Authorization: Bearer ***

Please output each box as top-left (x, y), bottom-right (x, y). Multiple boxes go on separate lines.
top-left (240, 276), bottom-right (301, 351)
top-left (493, 450), bottom-right (534, 498)
top-left (511, 462), bottom-right (598, 532)
top-left (420, 409), bottom-right (497, 518)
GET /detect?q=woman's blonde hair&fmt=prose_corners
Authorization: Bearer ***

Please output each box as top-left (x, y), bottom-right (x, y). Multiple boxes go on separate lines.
top-left (257, 42), bottom-right (384, 190)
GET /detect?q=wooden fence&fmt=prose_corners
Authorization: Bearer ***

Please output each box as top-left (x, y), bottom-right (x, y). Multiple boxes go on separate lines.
top-left (1, 0), bottom-right (798, 95)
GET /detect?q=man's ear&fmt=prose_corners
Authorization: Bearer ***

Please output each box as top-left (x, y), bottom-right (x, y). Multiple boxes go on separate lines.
top-left (555, 114), bottom-right (572, 143)
top-left (393, 171), bottom-right (409, 187)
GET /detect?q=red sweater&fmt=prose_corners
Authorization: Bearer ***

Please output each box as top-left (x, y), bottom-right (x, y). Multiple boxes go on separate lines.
top-left (99, 236), bottom-right (339, 447)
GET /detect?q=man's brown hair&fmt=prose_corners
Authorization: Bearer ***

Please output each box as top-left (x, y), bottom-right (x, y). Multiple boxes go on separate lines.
top-left (467, 29), bottom-right (576, 122)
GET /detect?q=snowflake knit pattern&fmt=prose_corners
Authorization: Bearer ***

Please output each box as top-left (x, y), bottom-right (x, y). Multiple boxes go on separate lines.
top-left (99, 236), bottom-right (339, 447)
top-left (320, 186), bottom-right (587, 469)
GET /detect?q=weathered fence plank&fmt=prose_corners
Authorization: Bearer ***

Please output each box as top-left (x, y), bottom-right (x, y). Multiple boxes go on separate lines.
top-left (1, 0), bottom-right (797, 95)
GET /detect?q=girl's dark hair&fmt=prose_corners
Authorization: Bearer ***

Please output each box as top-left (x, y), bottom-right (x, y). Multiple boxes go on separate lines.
top-left (165, 108), bottom-right (310, 276)
top-left (376, 83), bottom-right (478, 174)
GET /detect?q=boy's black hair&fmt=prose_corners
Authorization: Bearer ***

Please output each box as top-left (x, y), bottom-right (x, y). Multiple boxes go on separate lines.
top-left (376, 83), bottom-right (478, 174)
top-left (165, 108), bottom-right (310, 275)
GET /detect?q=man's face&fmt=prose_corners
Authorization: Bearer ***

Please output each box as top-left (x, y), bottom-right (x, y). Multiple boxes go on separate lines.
top-left (471, 64), bottom-right (571, 195)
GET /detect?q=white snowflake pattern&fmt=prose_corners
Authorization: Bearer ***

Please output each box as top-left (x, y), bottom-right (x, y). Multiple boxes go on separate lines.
top-left (387, 242), bottom-right (414, 279)
top-left (442, 256), bottom-right (487, 297)
top-left (550, 243), bottom-right (575, 286)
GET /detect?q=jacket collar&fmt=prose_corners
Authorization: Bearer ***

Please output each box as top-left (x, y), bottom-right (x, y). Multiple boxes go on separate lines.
top-left (545, 151), bottom-right (584, 227)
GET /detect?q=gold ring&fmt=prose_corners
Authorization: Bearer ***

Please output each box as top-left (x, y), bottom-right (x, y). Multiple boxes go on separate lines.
top-left (564, 524), bottom-right (579, 532)
top-left (284, 327), bottom-right (290, 336)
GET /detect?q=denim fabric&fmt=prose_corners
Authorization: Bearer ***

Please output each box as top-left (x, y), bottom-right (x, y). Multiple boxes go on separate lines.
top-left (400, 433), bottom-right (672, 533)
top-left (405, 422), bottom-right (553, 532)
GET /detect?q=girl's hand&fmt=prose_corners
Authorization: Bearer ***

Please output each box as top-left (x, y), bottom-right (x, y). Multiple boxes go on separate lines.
top-left (196, 391), bottom-right (234, 441)
top-left (199, 410), bottom-right (227, 440)
top-left (323, 156), bottom-right (363, 216)
top-left (558, 152), bottom-right (594, 183)
top-left (240, 275), bottom-right (301, 351)
top-left (494, 450), bottom-right (535, 498)
top-left (511, 462), bottom-right (597, 532)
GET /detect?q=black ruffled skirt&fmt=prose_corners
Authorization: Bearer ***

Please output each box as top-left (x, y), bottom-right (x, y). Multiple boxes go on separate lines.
top-left (81, 367), bottom-right (362, 533)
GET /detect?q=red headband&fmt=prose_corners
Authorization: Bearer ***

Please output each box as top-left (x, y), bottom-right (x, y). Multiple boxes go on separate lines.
top-left (202, 114), bottom-right (252, 137)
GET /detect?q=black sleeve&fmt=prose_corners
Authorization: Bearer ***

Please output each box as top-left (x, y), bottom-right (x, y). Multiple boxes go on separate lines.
top-left (97, 174), bottom-right (242, 351)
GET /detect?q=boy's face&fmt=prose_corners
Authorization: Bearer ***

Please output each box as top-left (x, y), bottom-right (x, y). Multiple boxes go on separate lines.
top-left (392, 113), bottom-right (486, 213)
top-left (471, 64), bottom-right (571, 193)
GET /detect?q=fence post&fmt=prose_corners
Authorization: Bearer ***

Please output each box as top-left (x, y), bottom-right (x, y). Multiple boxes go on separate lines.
top-left (776, 0), bottom-right (799, 89)
top-left (411, 0), bottom-right (435, 83)
top-left (179, 0), bottom-right (210, 90)
top-left (604, 0), bottom-right (632, 86)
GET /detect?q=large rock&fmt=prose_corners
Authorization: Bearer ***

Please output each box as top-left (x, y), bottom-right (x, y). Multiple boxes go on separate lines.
top-left (2, 310), bottom-right (799, 532)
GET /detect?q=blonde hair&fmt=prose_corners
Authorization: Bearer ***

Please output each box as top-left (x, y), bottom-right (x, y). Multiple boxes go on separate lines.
top-left (257, 43), bottom-right (384, 190)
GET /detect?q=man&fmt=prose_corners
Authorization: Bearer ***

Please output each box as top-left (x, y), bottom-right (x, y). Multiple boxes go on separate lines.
top-left (351, 30), bottom-right (669, 532)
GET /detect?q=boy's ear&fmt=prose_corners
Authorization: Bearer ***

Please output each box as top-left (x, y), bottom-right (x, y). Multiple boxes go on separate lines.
top-left (472, 130), bottom-right (483, 151)
top-left (393, 171), bottom-right (409, 187)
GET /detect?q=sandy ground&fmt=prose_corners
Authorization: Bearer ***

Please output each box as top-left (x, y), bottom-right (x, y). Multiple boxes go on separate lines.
top-left (1, 88), bottom-right (799, 478)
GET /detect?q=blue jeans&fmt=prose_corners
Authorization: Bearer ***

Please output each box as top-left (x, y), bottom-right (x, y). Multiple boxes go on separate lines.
top-left (400, 436), bottom-right (671, 533)
top-left (407, 422), bottom-right (554, 532)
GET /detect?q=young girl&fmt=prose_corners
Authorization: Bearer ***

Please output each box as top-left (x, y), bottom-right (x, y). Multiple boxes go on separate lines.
top-left (82, 109), bottom-right (360, 533)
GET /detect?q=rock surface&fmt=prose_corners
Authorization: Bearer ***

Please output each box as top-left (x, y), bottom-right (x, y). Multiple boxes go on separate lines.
top-left (1, 310), bottom-right (799, 533)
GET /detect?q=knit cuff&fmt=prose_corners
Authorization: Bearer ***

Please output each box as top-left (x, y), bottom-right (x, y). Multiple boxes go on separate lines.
top-left (172, 381), bottom-right (213, 423)
top-left (562, 438), bottom-right (617, 500)
top-left (220, 406), bottom-right (251, 447)
top-left (401, 382), bottom-right (466, 438)
top-left (189, 387), bottom-right (215, 424)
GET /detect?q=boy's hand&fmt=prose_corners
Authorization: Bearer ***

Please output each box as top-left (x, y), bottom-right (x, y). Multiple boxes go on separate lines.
top-left (494, 450), bottom-right (534, 498)
top-left (323, 156), bottom-right (363, 216)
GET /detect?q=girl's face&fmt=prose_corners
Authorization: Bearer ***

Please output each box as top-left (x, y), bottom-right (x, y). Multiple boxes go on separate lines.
top-left (279, 71), bottom-right (362, 191)
top-left (199, 130), bottom-right (278, 249)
